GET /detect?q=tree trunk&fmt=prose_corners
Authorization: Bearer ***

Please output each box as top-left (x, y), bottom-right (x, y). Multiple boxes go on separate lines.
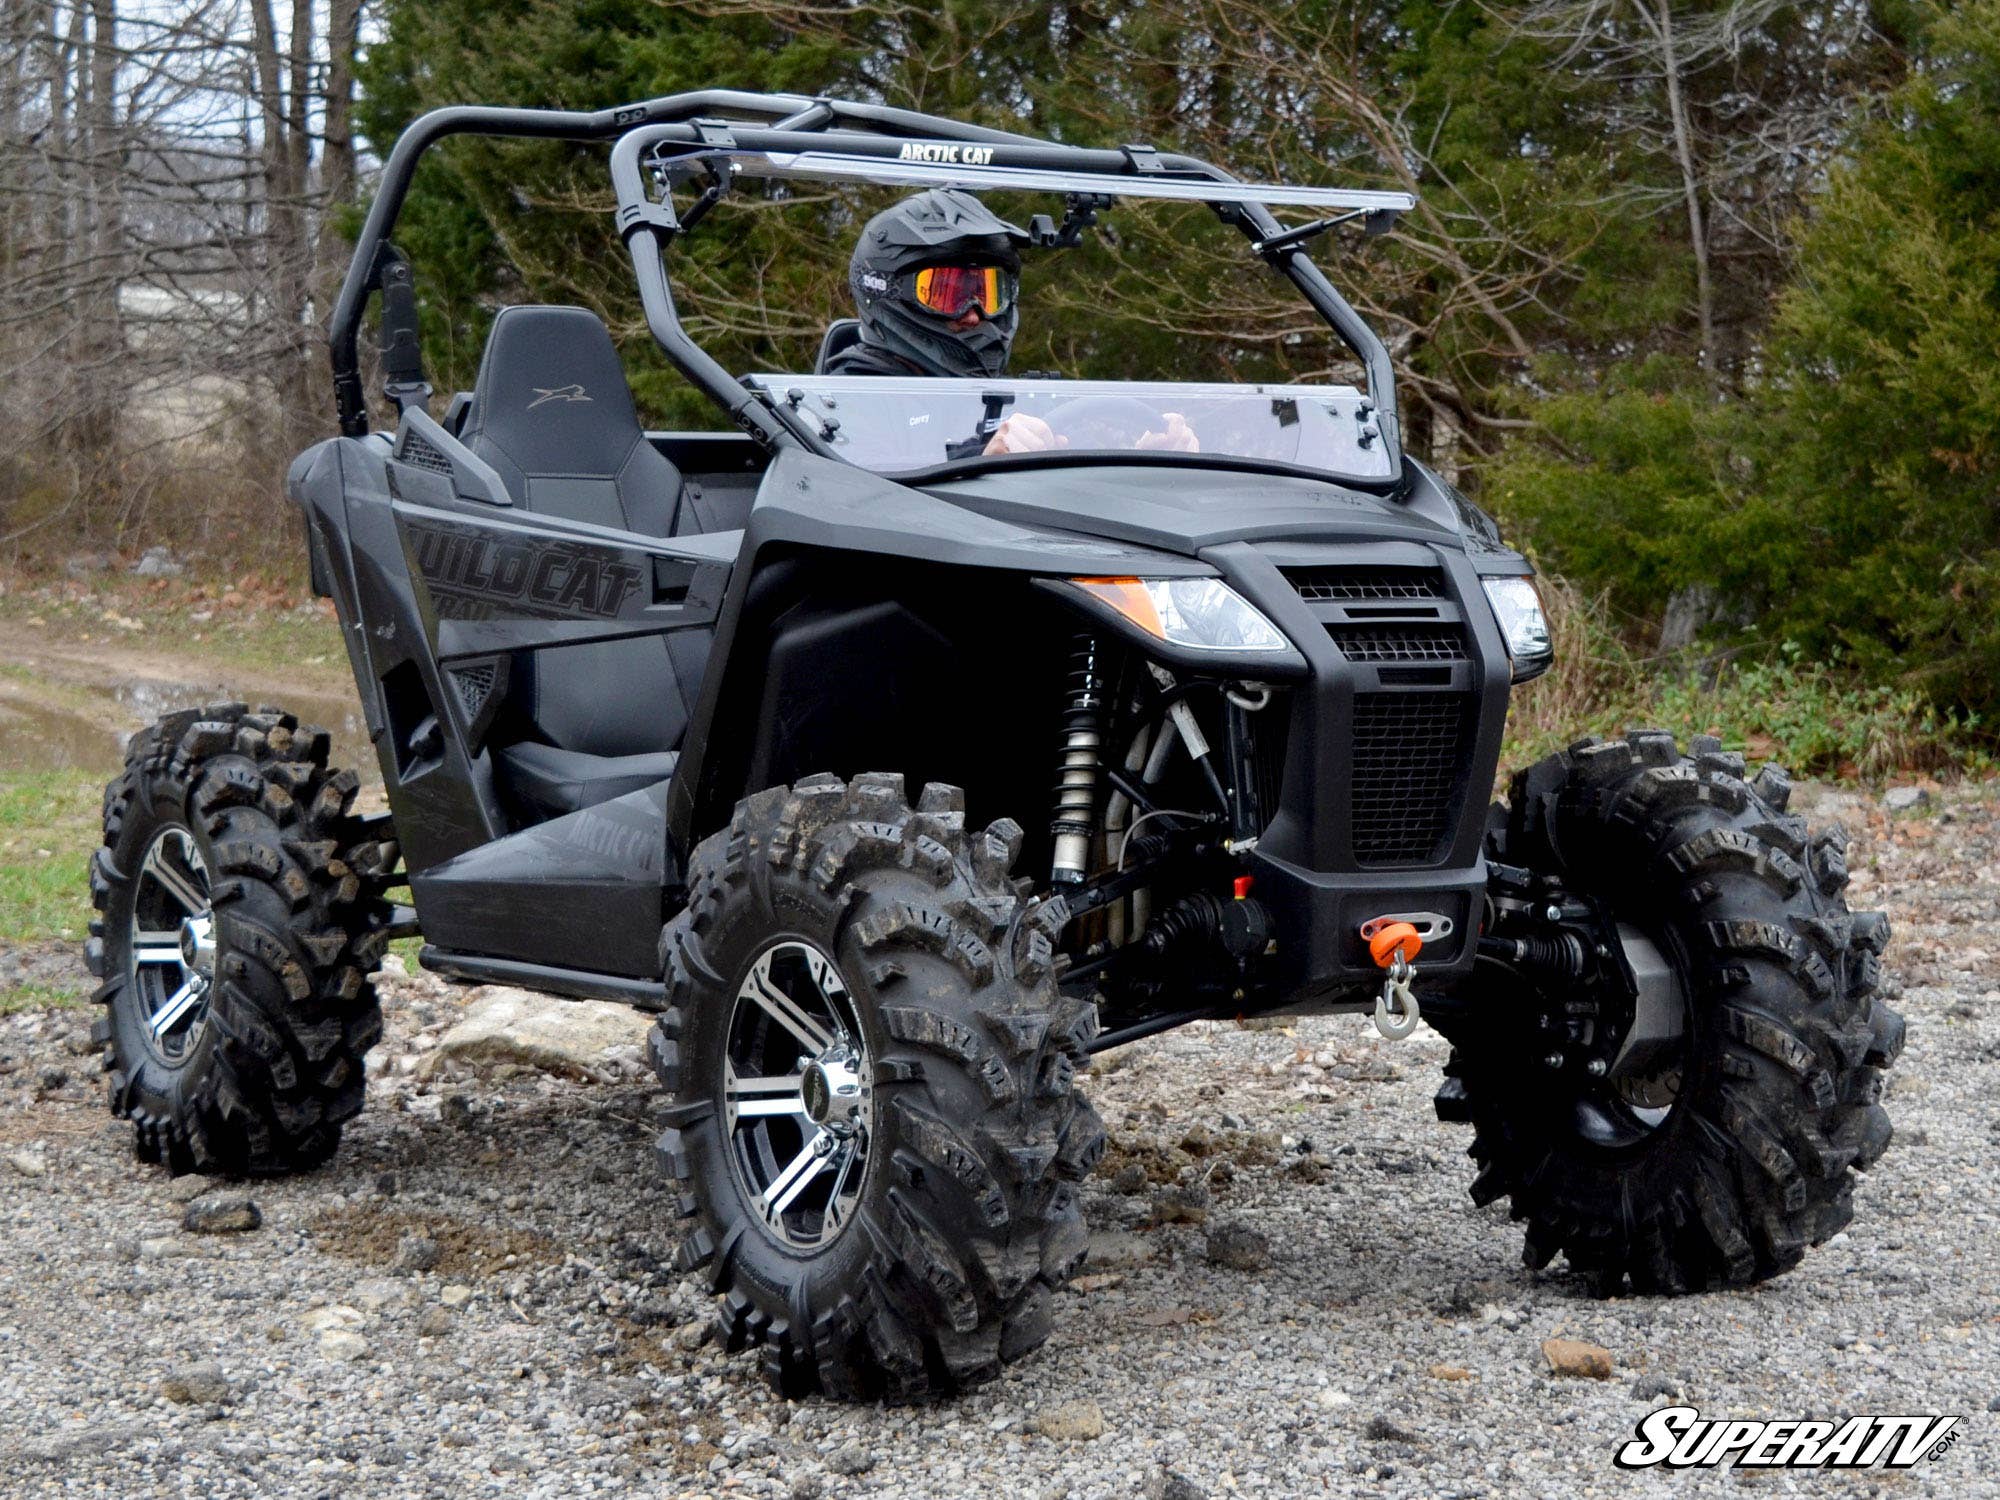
top-left (1649, 0), bottom-right (1716, 380)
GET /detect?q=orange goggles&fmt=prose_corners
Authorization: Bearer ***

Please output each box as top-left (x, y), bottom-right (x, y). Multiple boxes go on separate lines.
top-left (911, 263), bottom-right (1014, 318)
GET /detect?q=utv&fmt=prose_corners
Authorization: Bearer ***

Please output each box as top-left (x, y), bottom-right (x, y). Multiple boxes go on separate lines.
top-left (86, 91), bottom-right (1904, 1399)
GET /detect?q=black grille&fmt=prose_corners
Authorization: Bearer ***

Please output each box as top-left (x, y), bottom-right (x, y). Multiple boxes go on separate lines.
top-left (448, 661), bottom-right (497, 719)
top-left (1287, 567), bottom-right (1442, 603)
top-left (1246, 691), bottom-right (1290, 826)
top-left (1331, 626), bottom-right (1467, 663)
top-left (398, 429), bottom-right (454, 476)
top-left (1351, 692), bottom-right (1470, 865)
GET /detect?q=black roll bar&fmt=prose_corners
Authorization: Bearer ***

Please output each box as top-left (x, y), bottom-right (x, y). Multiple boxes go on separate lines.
top-left (328, 90), bottom-right (1406, 465)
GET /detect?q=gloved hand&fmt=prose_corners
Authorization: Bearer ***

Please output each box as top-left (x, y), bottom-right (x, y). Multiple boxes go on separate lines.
top-left (983, 413), bottom-right (1067, 455)
top-left (1134, 412), bottom-right (1200, 452)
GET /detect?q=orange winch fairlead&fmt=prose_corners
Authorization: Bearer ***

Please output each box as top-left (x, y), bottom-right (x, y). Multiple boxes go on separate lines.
top-left (1363, 919), bottom-right (1423, 970)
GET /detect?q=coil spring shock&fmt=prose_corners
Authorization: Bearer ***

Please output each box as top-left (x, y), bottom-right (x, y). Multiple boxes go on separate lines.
top-left (1050, 634), bottom-right (1108, 884)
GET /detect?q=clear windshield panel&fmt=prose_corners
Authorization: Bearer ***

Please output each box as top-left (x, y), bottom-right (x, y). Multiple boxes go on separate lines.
top-left (741, 376), bottom-right (1395, 480)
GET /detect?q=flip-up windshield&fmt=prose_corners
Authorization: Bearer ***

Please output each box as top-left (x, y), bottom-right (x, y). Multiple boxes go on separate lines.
top-left (742, 376), bottom-right (1394, 480)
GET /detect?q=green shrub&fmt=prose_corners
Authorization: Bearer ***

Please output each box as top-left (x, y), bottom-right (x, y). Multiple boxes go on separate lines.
top-left (1501, 577), bottom-right (1990, 780)
top-left (1486, 2), bottom-right (2000, 722)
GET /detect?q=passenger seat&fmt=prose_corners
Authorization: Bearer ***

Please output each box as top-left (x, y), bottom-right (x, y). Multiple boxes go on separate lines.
top-left (459, 305), bottom-right (702, 820)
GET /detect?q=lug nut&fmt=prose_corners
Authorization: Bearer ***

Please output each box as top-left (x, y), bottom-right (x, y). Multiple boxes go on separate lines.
top-left (1585, 1058), bottom-right (1608, 1078)
top-left (1542, 1052), bottom-right (1565, 1070)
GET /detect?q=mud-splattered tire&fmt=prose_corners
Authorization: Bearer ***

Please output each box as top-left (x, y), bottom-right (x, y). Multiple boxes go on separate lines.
top-left (1434, 730), bottom-right (1903, 1293)
top-left (650, 772), bottom-right (1105, 1400)
top-left (86, 702), bottom-right (396, 1174)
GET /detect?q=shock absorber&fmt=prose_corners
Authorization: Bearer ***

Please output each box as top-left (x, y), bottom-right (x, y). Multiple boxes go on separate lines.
top-left (1050, 634), bottom-right (1108, 884)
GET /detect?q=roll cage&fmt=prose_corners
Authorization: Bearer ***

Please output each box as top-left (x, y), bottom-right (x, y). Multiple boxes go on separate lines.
top-left (328, 89), bottom-right (1416, 471)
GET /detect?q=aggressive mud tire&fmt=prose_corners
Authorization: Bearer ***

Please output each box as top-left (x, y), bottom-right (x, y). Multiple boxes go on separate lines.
top-left (650, 772), bottom-right (1106, 1400)
top-left (1434, 730), bottom-right (1903, 1294)
top-left (86, 703), bottom-right (395, 1175)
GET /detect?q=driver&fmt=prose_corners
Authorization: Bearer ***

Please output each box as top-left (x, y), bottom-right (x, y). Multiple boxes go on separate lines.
top-left (826, 188), bottom-right (1026, 381)
top-left (827, 188), bottom-right (1198, 455)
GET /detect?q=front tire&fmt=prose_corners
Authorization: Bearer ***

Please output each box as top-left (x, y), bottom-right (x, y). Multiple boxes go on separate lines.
top-left (1435, 731), bottom-right (1904, 1293)
top-left (87, 703), bottom-right (395, 1175)
top-left (650, 772), bottom-right (1105, 1400)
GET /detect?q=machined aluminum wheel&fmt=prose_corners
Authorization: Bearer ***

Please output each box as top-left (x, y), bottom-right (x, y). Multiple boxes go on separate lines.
top-left (127, 826), bottom-right (216, 1061)
top-left (722, 939), bottom-right (873, 1250)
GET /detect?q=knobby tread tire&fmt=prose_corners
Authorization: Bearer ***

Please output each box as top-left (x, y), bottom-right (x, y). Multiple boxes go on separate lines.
top-left (650, 772), bottom-right (1106, 1401)
top-left (1434, 730), bottom-right (1903, 1294)
top-left (87, 702), bottom-right (395, 1174)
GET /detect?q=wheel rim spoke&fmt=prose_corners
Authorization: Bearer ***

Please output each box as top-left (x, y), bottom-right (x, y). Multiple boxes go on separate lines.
top-left (742, 953), bottom-right (835, 1054)
top-left (133, 932), bottom-right (185, 969)
top-left (148, 976), bottom-right (207, 1039)
top-left (142, 837), bottom-right (208, 917)
top-left (761, 1130), bottom-right (833, 1218)
top-left (725, 1064), bottom-right (808, 1120)
top-left (820, 1143), bottom-right (859, 1238)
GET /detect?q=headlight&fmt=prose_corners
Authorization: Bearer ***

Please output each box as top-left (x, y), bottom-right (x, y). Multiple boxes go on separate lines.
top-left (1482, 576), bottom-right (1554, 683)
top-left (1071, 576), bottom-right (1289, 652)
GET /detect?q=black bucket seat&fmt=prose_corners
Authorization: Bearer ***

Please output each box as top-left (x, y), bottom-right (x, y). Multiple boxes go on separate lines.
top-left (459, 305), bottom-right (703, 819)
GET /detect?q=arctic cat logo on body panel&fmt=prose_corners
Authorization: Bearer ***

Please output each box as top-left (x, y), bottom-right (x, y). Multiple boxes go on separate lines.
top-left (404, 521), bottom-right (642, 620)
top-left (897, 142), bottom-right (995, 165)
top-left (529, 383), bottom-right (592, 409)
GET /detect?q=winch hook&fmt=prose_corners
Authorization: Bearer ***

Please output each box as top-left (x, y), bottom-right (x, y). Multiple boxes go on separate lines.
top-left (1361, 918), bottom-right (1423, 1041)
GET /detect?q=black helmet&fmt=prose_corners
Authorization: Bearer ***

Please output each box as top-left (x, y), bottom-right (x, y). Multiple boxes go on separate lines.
top-left (848, 189), bottom-right (1028, 379)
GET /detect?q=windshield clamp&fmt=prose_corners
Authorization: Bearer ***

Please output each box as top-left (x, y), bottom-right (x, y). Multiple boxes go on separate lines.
top-left (1031, 193), bottom-right (1115, 249)
top-left (1121, 142), bottom-right (1165, 175)
top-left (691, 117), bottom-right (738, 150)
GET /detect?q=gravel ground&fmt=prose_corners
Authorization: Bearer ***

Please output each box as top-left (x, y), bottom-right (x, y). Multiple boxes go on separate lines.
top-left (0, 782), bottom-right (1993, 1498)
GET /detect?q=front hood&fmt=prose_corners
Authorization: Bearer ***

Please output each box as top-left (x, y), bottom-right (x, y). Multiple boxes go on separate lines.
top-left (922, 462), bottom-right (1468, 558)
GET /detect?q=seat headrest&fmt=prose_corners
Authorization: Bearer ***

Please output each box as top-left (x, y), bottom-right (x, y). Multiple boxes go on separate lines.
top-left (816, 318), bottom-right (863, 374)
top-left (464, 305), bottom-right (641, 476)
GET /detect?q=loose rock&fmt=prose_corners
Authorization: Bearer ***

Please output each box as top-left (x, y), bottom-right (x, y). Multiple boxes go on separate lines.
top-left (130, 546), bottom-right (184, 578)
top-left (426, 989), bottom-right (652, 1081)
top-left (1085, 1231), bottom-right (1158, 1272)
top-left (1542, 1338), bottom-right (1614, 1380)
top-left (392, 1232), bottom-right (441, 1273)
top-left (1032, 1399), bottom-right (1107, 1441)
top-left (319, 1330), bottom-right (369, 1363)
top-left (825, 1444), bottom-right (873, 1475)
top-left (160, 1360), bottom-right (232, 1406)
top-left (1150, 1182), bottom-right (1210, 1225)
top-left (7, 1150), bottom-right (47, 1177)
top-left (1145, 1470), bottom-right (1206, 1500)
top-left (183, 1194), bottom-right (260, 1234)
top-left (1203, 1220), bottom-right (1271, 1272)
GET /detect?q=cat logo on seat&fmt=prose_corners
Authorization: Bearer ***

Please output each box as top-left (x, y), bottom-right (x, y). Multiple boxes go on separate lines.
top-left (529, 383), bottom-right (592, 409)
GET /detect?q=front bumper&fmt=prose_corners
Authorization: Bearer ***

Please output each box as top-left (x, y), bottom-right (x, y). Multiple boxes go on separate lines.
top-left (1247, 845), bottom-right (1484, 1002)
top-left (1206, 537), bottom-right (1513, 1000)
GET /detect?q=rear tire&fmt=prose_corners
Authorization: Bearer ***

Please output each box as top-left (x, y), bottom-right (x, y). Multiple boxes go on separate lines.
top-left (87, 703), bottom-right (395, 1175)
top-left (1434, 730), bottom-right (1903, 1293)
top-left (651, 772), bottom-right (1105, 1400)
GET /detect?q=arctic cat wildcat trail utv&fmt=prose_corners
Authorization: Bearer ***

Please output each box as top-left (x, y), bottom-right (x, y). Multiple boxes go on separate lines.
top-left (87, 90), bottom-right (1904, 1399)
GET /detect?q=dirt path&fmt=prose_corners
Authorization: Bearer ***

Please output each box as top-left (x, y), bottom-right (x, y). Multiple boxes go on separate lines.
top-left (0, 783), bottom-right (1993, 1496)
top-left (0, 611), bottom-right (372, 779)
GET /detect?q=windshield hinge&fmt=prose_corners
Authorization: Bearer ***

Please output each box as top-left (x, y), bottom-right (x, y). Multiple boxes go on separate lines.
top-left (616, 200), bottom-right (681, 241)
